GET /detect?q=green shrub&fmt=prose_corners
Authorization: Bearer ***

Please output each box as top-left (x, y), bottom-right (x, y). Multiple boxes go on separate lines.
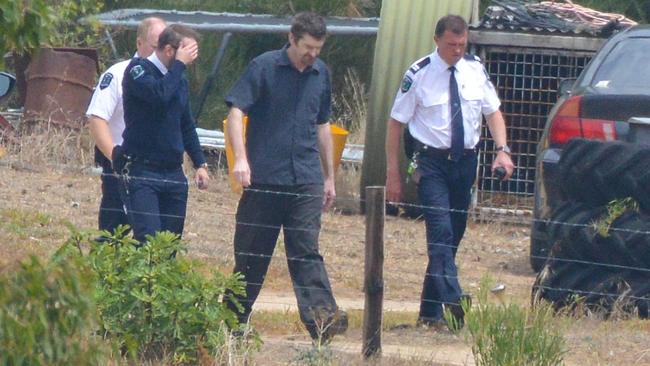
top-left (463, 277), bottom-right (567, 366)
top-left (85, 227), bottom-right (249, 364)
top-left (0, 253), bottom-right (105, 365)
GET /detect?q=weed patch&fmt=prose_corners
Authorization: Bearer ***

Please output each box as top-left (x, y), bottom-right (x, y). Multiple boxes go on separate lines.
top-left (464, 277), bottom-right (567, 366)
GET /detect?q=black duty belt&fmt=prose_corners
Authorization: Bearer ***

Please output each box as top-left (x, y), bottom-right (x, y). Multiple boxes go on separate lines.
top-left (131, 157), bottom-right (181, 171)
top-left (418, 145), bottom-right (477, 160)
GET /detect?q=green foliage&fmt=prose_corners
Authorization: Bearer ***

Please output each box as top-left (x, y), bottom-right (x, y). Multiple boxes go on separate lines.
top-left (0, 253), bottom-right (105, 365)
top-left (464, 277), bottom-right (567, 366)
top-left (0, 0), bottom-right (52, 64)
top-left (594, 197), bottom-right (638, 237)
top-left (0, 0), bottom-right (105, 67)
top-left (83, 227), bottom-right (248, 364)
top-left (47, 0), bottom-right (105, 49)
top-left (577, 0), bottom-right (650, 23)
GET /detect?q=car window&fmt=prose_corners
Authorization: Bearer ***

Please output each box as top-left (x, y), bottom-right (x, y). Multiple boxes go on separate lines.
top-left (591, 38), bottom-right (650, 95)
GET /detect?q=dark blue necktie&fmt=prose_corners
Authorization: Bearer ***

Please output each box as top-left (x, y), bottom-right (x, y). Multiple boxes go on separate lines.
top-left (449, 66), bottom-right (464, 161)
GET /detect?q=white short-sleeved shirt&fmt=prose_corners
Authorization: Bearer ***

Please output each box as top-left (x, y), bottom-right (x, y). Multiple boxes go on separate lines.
top-left (390, 50), bottom-right (501, 149)
top-left (86, 56), bottom-right (135, 146)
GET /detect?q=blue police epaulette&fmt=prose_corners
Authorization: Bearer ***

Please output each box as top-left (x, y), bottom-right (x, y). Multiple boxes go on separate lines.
top-left (409, 57), bottom-right (431, 74)
top-left (464, 54), bottom-right (481, 62)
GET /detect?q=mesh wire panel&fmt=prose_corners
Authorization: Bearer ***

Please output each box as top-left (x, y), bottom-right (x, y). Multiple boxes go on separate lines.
top-left (475, 47), bottom-right (593, 212)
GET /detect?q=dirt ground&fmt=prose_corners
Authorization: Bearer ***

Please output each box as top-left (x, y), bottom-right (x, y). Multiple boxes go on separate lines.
top-left (1, 160), bottom-right (650, 365)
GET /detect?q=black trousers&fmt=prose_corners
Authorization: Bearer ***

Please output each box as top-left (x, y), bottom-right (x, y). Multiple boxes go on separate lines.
top-left (226, 183), bottom-right (338, 329)
top-left (96, 148), bottom-right (128, 232)
top-left (118, 162), bottom-right (188, 243)
top-left (416, 150), bottom-right (477, 321)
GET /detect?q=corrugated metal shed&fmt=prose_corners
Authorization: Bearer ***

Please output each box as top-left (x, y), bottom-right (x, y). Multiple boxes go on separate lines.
top-left (360, 0), bottom-right (478, 205)
top-left (94, 9), bottom-right (379, 35)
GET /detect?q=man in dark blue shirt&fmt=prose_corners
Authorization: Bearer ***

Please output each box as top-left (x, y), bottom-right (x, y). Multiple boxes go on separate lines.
top-left (224, 12), bottom-right (346, 344)
top-left (119, 24), bottom-right (209, 243)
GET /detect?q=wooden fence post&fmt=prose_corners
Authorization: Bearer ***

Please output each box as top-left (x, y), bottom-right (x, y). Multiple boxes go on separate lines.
top-left (362, 186), bottom-right (385, 359)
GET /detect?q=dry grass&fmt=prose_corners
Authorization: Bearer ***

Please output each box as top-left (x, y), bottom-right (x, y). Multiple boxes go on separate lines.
top-left (333, 68), bottom-right (367, 145)
top-left (2, 128), bottom-right (650, 365)
top-left (6, 118), bottom-right (94, 170)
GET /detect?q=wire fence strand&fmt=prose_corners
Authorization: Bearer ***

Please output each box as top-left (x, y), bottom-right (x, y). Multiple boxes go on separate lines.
top-left (5, 169), bottom-right (650, 309)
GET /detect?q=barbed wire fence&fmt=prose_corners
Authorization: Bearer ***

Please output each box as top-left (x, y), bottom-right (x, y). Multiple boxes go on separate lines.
top-left (2, 165), bottom-right (650, 358)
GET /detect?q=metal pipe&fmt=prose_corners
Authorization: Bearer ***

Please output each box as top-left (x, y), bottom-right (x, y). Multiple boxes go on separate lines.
top-left (194, 32), bottom-right (232, 122)
top-left (91, 10), bottom-right (379, 36)
top-left (104, 28), bottom-right (119, 61)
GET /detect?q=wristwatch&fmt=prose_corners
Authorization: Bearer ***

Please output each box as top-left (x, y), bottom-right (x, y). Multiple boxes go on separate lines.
top-left (496, 145), bottom-right (511, 155)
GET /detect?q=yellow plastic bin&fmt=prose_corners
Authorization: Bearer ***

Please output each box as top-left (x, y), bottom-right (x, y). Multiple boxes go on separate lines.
top-left (330, 124), bottom-right (349, 175)
top-left (224, 118), bottom-right (348, 194)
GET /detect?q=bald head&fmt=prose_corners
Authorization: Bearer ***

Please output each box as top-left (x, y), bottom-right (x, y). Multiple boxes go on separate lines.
top-left (136, 17), bottom-right (166, 58)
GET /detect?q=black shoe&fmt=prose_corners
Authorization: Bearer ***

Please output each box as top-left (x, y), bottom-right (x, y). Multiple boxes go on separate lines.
top-left (446, 294), bottom-right (471, 331)
top-left (308, 309), bottom-right (348, 345)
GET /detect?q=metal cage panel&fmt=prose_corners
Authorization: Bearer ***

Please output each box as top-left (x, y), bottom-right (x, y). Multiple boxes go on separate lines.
top-left (474, 46), bottom-right (594, 211)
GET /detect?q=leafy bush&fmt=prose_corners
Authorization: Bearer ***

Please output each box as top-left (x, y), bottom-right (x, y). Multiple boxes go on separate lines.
top-left (0, 0), bottom-right (104, 62)
top-left (0, 0), bottom-right (52, 66)
top-left (0, 253), bottom-right (105, 365)
top-left (47, 0), bottom-right (105, 49)
top-left (83, 227), bottom-right (248, 364)
top-left (463, 277), bottom-right (567, 366)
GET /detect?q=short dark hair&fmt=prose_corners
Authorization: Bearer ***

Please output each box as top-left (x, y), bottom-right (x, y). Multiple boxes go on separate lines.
top-left (290, 12), bottom-right (327, 40)
top-left (157, 24), bottom-right (201, 50)
top-left (434, 15), bottom-right (468, 38)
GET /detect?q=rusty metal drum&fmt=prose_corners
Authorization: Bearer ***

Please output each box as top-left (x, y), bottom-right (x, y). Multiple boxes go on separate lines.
top-left (24, 48), bottom-right (98, 129)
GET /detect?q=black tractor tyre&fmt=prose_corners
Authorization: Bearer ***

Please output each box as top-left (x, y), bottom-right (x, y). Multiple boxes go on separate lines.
top-left (604, 210), bottom-right (650, 270)
top-left (561, 143), bottom-right (620, 205)
top-left (591, 144), bottom-right (646, 201)
top-left (559, 139), bottom-right (650, 213)
top-left (531, 202), bottom-right (603, 272)
top-left (534, 207), bottom-right (650, 317)
top-left (558, 139), bottom-right (605, 202)
top-left (530, 219), bottom-right (552, 272)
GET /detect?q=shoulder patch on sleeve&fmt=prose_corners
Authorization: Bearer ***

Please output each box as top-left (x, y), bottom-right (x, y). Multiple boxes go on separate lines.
top-left (99, 73), bottom-right (113, 90)
top-left (129, 65), bottom-right (145, 80)
top-left (401, 75), bottom-right (414, 93)
top-left (464, 54), bottom-right (481, 62)
top-left (483, 67), bottom-right (491, 79)
top-left (408, 57), bottom-right (431, 74)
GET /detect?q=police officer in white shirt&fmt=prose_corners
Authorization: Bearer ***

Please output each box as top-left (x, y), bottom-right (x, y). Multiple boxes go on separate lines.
top-left (86, 17), bottom-right (166, 233)
top-left (385, 15), bottom-right (514, 330)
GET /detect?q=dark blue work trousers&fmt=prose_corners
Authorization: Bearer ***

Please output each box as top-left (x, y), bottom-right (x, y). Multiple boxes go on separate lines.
top-left (417, 151), bottom-right (477, 322)
top-left (226, 184), bottom-right (338, 330)
top-left (99, 163), bottom-right (129, 232)
top-left (119, 163), bottom-right (188, 243)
